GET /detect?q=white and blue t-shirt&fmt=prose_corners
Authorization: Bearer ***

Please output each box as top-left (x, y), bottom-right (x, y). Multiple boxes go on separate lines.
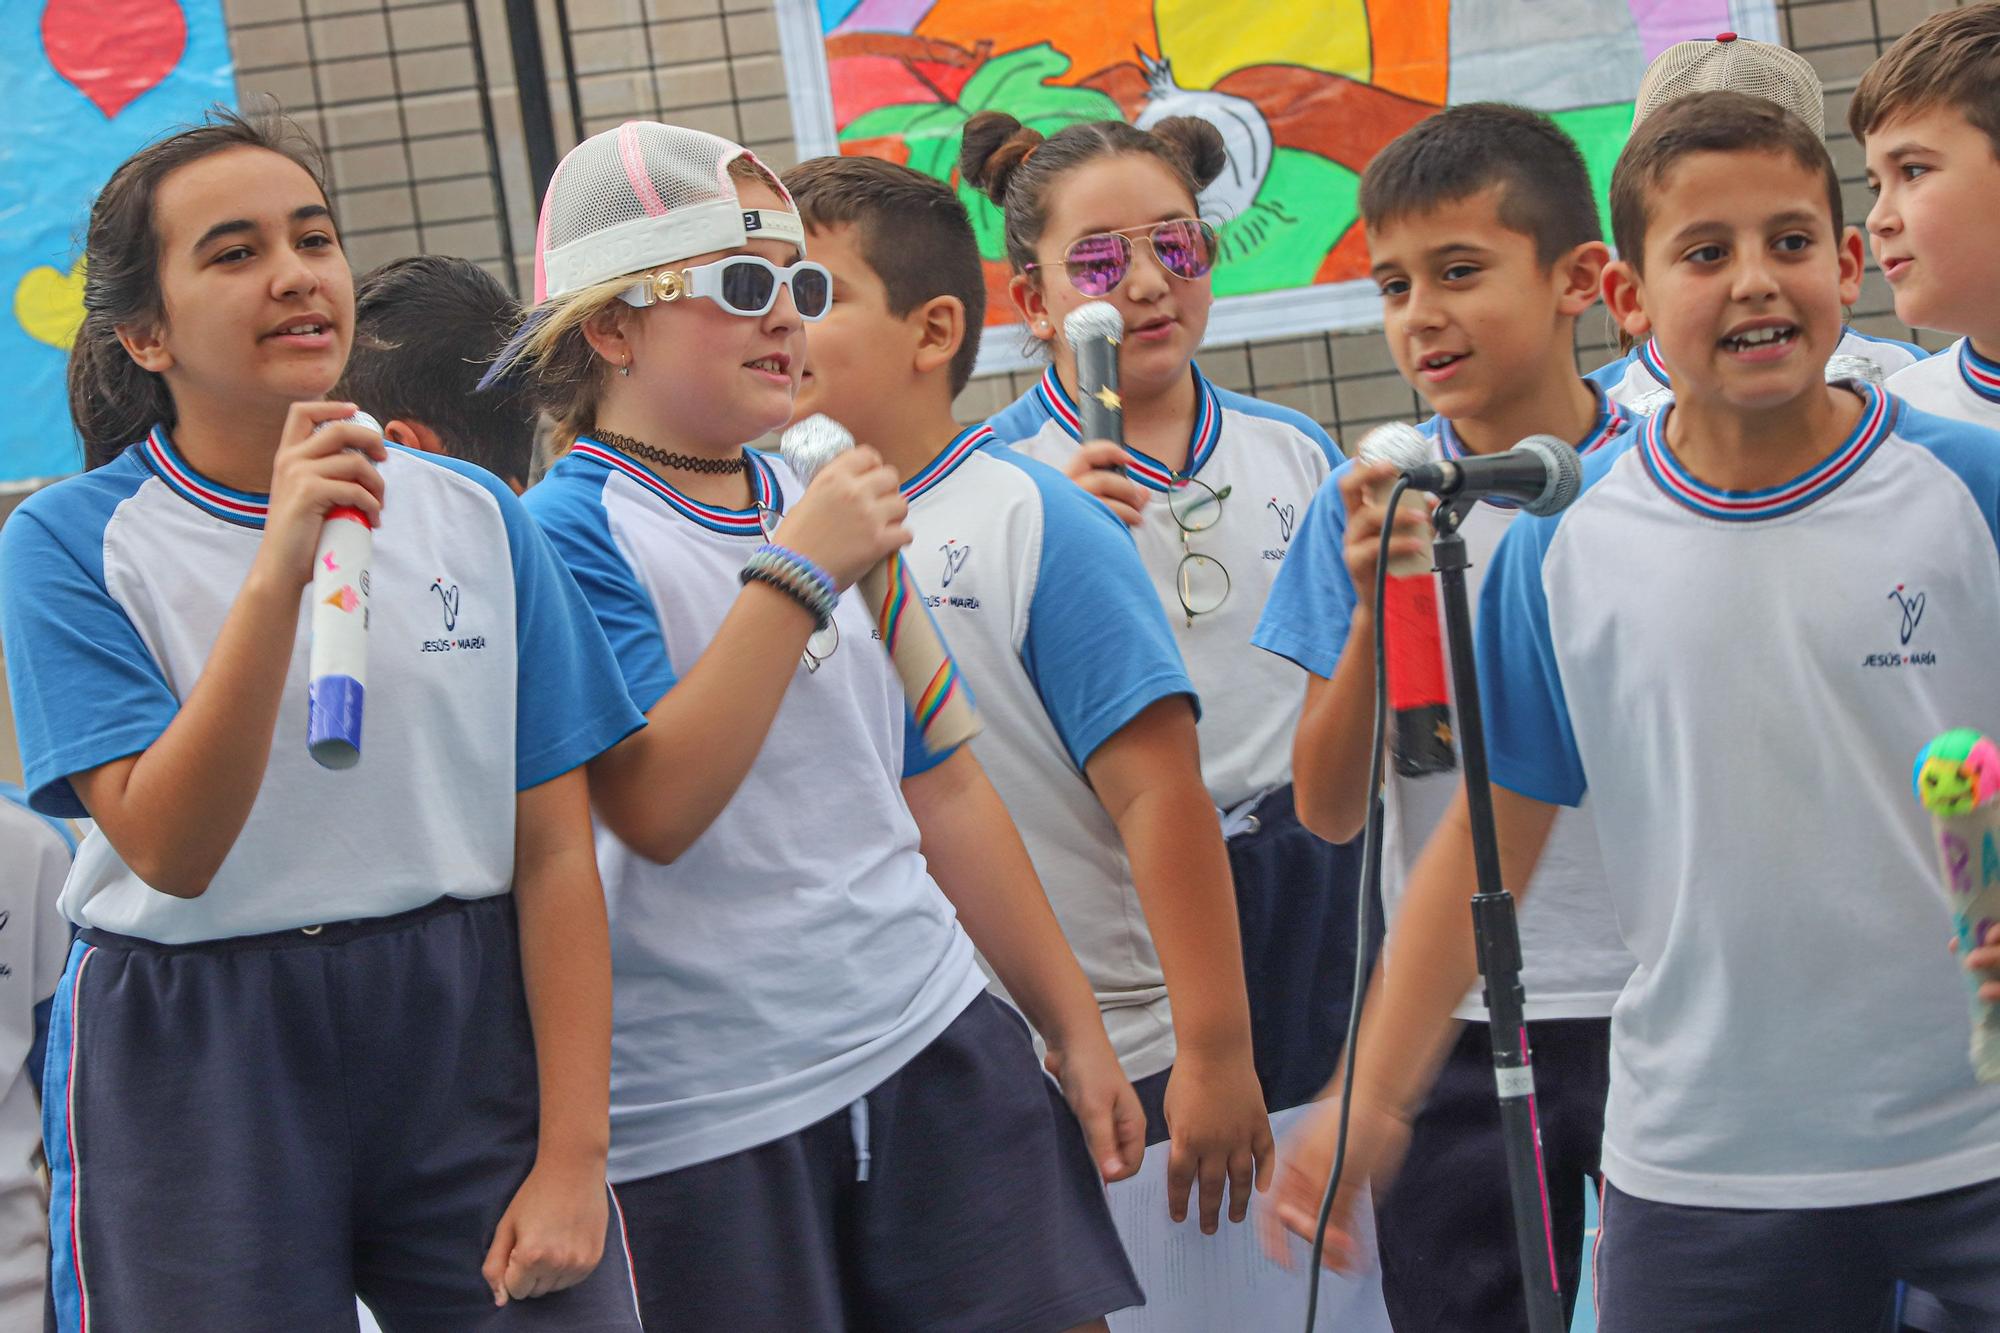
top-left (988, 365), bottom-right (1339, 809)
top-left (1254, 389), bottom-right (1637, 1022)
top-left (1589, 327), bottom-right (1927, 408)
top-left (0, 429), bottom-right (641, 946)
top-left (1887, 339), bottom-right (2000, 434)
top-left (525, 440), bottom-right (988, 1183)
top-left (1476, 383), bottom-right (2000, 1208)
top-left (900, 426), bottom-right (1195, 1079)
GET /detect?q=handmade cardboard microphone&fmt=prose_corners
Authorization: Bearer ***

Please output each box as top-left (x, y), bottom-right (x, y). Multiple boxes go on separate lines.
top-left (1913, 728), bottom-right (2000, 1082)
top-left (307, 411), bottom-right (381, 770)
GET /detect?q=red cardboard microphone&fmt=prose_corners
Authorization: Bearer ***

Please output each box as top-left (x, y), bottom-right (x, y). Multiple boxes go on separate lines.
top-left (1354, 422), bottom-right (1455, 778)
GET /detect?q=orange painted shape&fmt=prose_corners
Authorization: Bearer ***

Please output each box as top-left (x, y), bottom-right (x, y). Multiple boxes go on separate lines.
top-left (1367, 0), bottom-right (1449, 105)
top-left (915, 0), bottom-right (1156, 84)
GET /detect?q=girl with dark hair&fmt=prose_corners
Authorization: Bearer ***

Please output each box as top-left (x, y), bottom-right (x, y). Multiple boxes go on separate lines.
top-left (1, 108), bottom-right (645, 1329)
top-left (969, 114), bottom-right (1366, 1118)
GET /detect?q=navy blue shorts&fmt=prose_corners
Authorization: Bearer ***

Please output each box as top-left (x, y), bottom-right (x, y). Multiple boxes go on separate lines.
top-left (1376, 1017), bottom-right (1609, 1332)
top-left (614, 992), bottom-right (1142, 1331)
top-left (1228, 784), bottom-right (1369, 1112)
top-left (1596, 1175), bottom-right (2000, 1333)
top-left (43, 895), bottom-right (641, 1332)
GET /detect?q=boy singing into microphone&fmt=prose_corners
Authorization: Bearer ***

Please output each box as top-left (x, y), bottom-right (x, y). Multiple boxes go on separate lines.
top-left (1253, 103), bottom-right (1632, 1329)
top-left (1271, 91), bottom-right (2000, 1330)
top-left (1852, 3), bottom-right (2000, 432)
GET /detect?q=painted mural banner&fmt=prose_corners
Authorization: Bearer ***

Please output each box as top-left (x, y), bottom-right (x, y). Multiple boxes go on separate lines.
top-left (1, 0), bottom-right (236, 487)
top-left (775, 0), bottom-right (1782, 373)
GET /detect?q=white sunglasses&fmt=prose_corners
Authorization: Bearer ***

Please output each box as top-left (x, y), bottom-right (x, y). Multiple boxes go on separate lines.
top-left (617, 255), bottom-right (832, 321)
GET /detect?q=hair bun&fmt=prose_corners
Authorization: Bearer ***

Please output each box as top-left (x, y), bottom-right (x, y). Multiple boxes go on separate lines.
top-left (959, 111), bottom-right (1045, 204)
top-left (1147, 115), bottom-right (1228, 195)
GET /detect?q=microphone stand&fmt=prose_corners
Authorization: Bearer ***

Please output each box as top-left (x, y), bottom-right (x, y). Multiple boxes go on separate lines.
top-left (1432, 497), bottom-right (1566, 1333)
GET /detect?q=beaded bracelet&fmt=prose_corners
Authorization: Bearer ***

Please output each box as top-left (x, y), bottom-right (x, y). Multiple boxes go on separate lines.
top-left (740, 544), bottom-right (838, 630)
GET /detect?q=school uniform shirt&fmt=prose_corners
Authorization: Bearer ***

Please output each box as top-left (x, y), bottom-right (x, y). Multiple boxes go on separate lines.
top-left (1253, 389), bottom-right (1637, 1022)
top-left (0, 786), bottom-right (71, 1327)
top-left (1476, 383), bottom-right (2000, 1209)
top-left (1887, 339), bottom-right (2000, 433)
top-left (1588, 326), bottom-right (1928, 407)
top-left (898, 426), bottom-right (1195, 1080)
top-left (987, 365), bottom-right (1338, 810)
top-left (525, 441), bottom-right (988, 1182)
top-left (0, 431), bottom-right (641, 945)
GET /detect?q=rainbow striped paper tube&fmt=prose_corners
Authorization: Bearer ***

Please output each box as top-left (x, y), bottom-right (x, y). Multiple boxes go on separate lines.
top-left (780, 415), bottom-right (981, 756)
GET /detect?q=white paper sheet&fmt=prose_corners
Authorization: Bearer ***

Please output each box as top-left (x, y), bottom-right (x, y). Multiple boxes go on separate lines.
top-left (1106, 1104), bottom-right (1392, 1333)
top-left (357, 1108), bottom-right (1394, 1333)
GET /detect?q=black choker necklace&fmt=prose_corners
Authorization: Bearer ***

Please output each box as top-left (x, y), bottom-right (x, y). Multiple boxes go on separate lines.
top-left (594, 429), bottom-right (746, 475)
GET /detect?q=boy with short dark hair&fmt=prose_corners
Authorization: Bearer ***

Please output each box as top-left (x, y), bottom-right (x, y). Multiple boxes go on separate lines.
top-left (1254, 101), bottom-right (1632, 1329)
top-left (338, 255), bottom-right (538, 490)
top-left (1590, 32), bottom-right (1926, 407)
top-left (1853, 2), bottom-right (2000, 430)
top-left (1273, 89), bottom-right (2000, 1330)
top-left (782, 152), bottom-right (1279, 1226)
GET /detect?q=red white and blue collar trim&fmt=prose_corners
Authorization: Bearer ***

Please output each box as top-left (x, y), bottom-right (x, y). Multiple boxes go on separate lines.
top-left (1435, 387), bottom-right (1629, 510)
top-left (571, 437), bottom-right (780, 535)
top-left (901, 424), bottom-right (994, 502)
top-left (140, 425), bottom-right (270, 528)
top-left (1637, 337), bottom-right (1671, 387)
top-left (1032, 364), bottom-right (1224, 492)
top-left (1960, 341), bottom-right (2000, 405)
top-left (1640, 382), bottom-right (1895, 522)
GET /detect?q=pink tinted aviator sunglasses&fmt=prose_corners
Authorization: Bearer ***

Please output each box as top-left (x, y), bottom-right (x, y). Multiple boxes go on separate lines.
top-left (1023, 218), bottom-right (1219, 297)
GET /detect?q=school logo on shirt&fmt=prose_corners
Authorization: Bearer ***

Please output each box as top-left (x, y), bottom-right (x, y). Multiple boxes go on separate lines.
top-left (1864, 584), bottom-right (1935, 668)
top-left (1264, 497), bottom-right (1297, 561)
top-left (422, 575), bottom-right (486, 654)
top-left (940, 540), bottom-right (971, 588)
top-left (922, 541), bottom-right (981, 611)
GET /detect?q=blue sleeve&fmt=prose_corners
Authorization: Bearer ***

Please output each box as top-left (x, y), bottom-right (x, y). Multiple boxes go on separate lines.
top-left (0, 486), bottom-right (179, 819)
top-left (1013, 457), bottom-right (1195, 768)
top-left (982, 391), bottom-right (1047, 447)
top-left (1253, 461), bottom-right (1358, 678)
top-left (1475, 516), bottom-right (1586, 807)
top-left (447, 459), bottom-right (643, 787)
top-left (1893, 404), bottom-right (2000, 551)
top-left (524, 470), bottom-right (678, 718)
top-left (1213, 387), bottom-right (1340, 469)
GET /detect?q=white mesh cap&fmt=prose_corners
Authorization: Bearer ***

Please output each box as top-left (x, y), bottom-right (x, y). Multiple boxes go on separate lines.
top-left (1632, 33), bottom-right (1825, 139)
top-left (533, 121), bottom-right (804, 301)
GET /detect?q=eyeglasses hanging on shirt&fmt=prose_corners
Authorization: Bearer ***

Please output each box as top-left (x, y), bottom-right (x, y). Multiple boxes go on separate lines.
top-left (1167, 479), bottom-right (1231, 626)
top-left (757, 505), bottom-right (840, 671)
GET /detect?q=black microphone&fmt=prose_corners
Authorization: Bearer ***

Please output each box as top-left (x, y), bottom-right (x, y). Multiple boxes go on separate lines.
top-left (1064, 302), bottom-right (1124, 447)
top-left (1402, 435), bottom-right (1584, 516)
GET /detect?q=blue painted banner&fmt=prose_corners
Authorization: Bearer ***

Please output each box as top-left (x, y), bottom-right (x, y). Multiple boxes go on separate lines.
top-left (0, 0), bottom-right (235, 487)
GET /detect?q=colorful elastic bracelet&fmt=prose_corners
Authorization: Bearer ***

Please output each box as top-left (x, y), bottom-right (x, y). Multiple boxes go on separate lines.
top-left (740, 546), bottom-right (837, 630)
top-left (751, 542), bottom-right (836, 604)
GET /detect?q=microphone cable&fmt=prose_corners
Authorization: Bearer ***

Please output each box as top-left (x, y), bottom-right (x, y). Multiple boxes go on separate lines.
top-left (1303, 476), bottom-right (1410, 1332)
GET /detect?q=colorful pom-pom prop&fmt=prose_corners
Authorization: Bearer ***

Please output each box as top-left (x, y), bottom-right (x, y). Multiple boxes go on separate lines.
top-left (1915, 729), bottom-right (2000, 1082)
top-left (1914, 728), bottom-right (2000, 816)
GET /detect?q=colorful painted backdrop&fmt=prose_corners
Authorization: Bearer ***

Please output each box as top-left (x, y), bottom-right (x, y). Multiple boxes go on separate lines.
top-left (776, 0), bottom-right (1781, 371)
top-left (1, 0), bottom-right (236, 487)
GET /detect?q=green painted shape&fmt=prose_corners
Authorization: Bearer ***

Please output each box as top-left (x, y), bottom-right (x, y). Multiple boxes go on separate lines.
top-left (1548, 101), bottom-right (1637, 246)
top-left (1212, 147), bottom-right (1359, 297)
